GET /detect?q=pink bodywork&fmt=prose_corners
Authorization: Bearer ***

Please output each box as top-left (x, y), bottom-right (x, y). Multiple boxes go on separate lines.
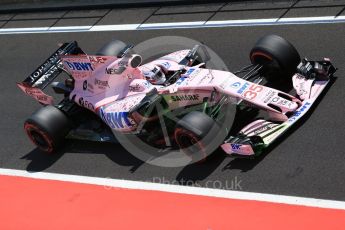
top-left (59, 50), bottom-right (304, 133)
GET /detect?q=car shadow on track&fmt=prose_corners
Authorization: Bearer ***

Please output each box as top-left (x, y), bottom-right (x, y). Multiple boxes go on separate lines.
top-left (176, 149), bottom-right (227, 184)
top-left (21, 139), bottom-right (144, 173)
top-left (21, 148), bottom-right (63, 172)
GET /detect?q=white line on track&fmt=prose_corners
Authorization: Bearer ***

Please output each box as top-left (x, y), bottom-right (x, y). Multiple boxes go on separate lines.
top-left (1, 168), bottom-right (345, 210)
top-left (0, 15), bottom-right (345, 34)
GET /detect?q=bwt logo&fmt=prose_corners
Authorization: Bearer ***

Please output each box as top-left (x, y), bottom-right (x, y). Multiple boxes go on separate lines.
top-left (237, 82), bottom-right (249, 94)
top-left (64, 61), bottom-right (94, 71)
top-left (176, 77), bottom-right (186, 85)
top-left (288, 102), bottom-right (311, 122)
top-left (99, 109), bottom-right (133, 129)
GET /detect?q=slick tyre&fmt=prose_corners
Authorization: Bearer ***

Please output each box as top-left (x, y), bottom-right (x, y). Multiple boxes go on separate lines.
top-left (250, 34), bottom-right (301, 80)
top-left (24, 105), bottom-right (71, 153)
top-left (96, 40), bottom-right (129, 57)
top-left (174, 111), bottom-right (220, 163)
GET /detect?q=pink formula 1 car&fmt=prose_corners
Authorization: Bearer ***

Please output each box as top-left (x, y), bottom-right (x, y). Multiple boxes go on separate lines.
top-left (18, 35), bottom-right (336, 161)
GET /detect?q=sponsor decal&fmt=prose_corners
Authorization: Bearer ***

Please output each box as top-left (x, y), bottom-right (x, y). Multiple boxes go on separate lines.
top-left (99, 109), bottom-right (134, 129)
top-left (152, 67), bottom-right (159, 74)
top-left (231, 143), bottom-right (241, 150)
top-left (79, 97), bottom-right (94, 110)
top-left (185, 68), bottom-right (195, 76)
top-left (78, 97), bottom-right (84, 106)
top-left (286, 102), bottom-right (294, 108)
top-left (95, 79), bottom-right (109, 88)
top-left (252, 123), bottom-right (277, 135)
top-left (263, 90), bottom-right (275, 103)
top-left (198, 72), bottom-right (215, 84)
top-left (143, 71), bottom-right (151, 77)
top-left (237, 82), bottom-right (250, 94)
top-left (230, 82), bottom-right (241, 88)
top-left (17, 83), bottom-right (53, 105)
top-left (25, 88), bottom-right (51, 104)
top-left (105, 66), bottom-right (126, 75)
top-left (227, 143), bottom-right (255, 155)
top-left (84, 101), bottom-right (94, 110)
top-left (242, 84), bottom-right (263, 100)
top-left (83, 80), bottom-right (87, 90)
top-left (220, 78), bottom-right (231, 89)
top-left (33, 63), bottom-right (63, 87)
top-left (271, 97), bottom-right (279, 102)
top-left (277, 99), bottom-right (288, 106)
top-left (64, 61), bottom-right (93, 71)
top-left (171, 94), bottom-right (199, 102)
top-left (129, 83), bottom-right (141, 92)
top-left (176, 77), bottom-right (187, 85)
top-left (126, 73), bottom-right (133, 79)
top-left (89, 56), bottom-right (107, 64)
top-left (102, 94), bottom-right (146, 112)
top-left (105, 68), bottom-right (116, 74)
top-left (28, 50), bottom-right (64, 83)
top-left (288, 102), bottom-right (311, 122)
top-left (182, 68), bottom-right (201, 82)
top-left (143, 81), bottom-right (151, 88)
top-left (161, 62), bottom-right (171, 69)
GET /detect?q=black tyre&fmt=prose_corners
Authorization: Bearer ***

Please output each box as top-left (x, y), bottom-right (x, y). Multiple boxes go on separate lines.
top-left (96, 40), bottom-right (129, 56)
top-left (196, 46), bottom-right (209, 65)
top-left (24, 105), bottom-right (71, 153)
top-left (250, 34), bottom-right (301, 79)
top-left (174, 111), bottom-right (220, 162)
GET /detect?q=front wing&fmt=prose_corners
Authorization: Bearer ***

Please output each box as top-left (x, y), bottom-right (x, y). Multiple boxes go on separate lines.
top-left (221, 59), bottom-right (336, 157)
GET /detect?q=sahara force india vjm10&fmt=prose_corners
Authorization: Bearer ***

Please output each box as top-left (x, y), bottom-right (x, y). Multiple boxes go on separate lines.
top-left (18, 35), bottom-right (336, 161)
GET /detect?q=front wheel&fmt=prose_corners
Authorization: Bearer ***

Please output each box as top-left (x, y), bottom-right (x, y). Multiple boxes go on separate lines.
top-left (174, 111), bottom-right (220, 162)
top-left (24, 105), bottom-right (71, 153)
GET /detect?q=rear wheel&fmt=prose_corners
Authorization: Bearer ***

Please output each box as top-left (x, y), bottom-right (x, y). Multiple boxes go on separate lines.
top-left (195, 46), bottom-right (209, 66)
top-left (24, 105), bottom-right (71, 153)
top-left (250, 34), bottom-right (301, 80)
top-left (96, 40), bottom-right (129, 56)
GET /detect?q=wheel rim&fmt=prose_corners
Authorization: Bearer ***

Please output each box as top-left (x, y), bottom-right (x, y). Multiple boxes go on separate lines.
top-left (178, 134), bottom-right (196, 148)
top-left (175, 128), bottom-right (206, 161)
top-left (25, 123), bottom-right (53, 153)
top-left (250, 51), bottom-right (273, 65)
top-left (251, 51), bottom-right (281, 76)
top-left (30, 130), bottom-right (49, 149)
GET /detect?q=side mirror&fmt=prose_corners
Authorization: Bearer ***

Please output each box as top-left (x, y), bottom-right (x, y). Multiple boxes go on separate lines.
top-left (130, 55), bottom-right (142, 68)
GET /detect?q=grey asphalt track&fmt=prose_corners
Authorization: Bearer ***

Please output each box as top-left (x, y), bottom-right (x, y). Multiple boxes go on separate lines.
top-left (1, 6), bottom-right (345, 200)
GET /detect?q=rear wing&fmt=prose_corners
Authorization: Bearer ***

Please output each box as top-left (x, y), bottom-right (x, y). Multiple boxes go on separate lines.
top-left (23, 41), bottom-right (82, 89)
top-left (17, 41), bottom-right (83, 104)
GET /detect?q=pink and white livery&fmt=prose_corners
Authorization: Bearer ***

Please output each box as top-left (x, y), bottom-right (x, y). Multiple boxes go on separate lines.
top-left (18, 35), bottom-right (336, 161)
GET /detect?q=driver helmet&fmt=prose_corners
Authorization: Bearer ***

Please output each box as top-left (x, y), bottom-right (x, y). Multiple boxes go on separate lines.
top-left (143, 65), bottom-right (166, 85)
